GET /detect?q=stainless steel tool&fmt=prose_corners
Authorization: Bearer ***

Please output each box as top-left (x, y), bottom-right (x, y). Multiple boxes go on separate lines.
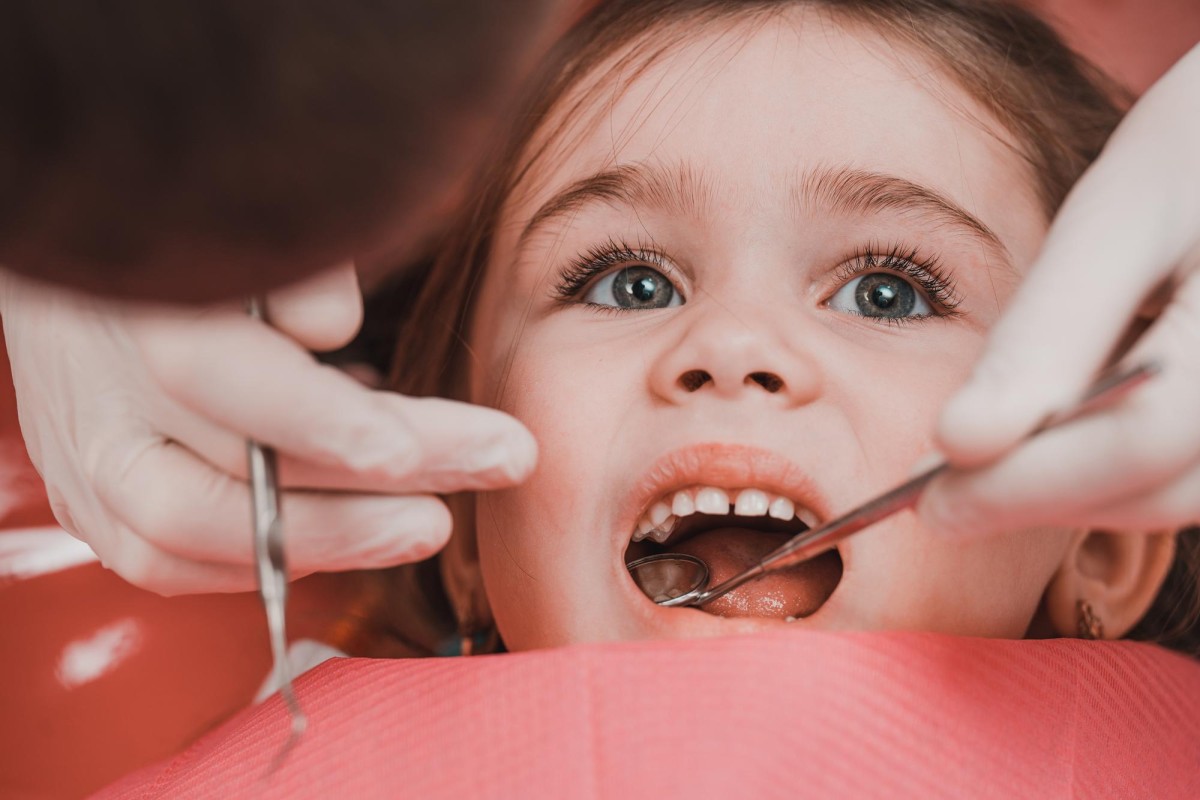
top-left (246, 296), bottom-right (307, 767)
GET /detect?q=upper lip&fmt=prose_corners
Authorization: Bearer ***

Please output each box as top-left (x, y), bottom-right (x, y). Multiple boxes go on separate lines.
top-left (617, 443), bottom-right (832, 547)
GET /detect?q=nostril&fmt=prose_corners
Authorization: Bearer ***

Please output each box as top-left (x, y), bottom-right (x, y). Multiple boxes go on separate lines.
top-left (678, 369), bottom-right (712, 392)
top-left (748, 371), bottom-right (784, 393)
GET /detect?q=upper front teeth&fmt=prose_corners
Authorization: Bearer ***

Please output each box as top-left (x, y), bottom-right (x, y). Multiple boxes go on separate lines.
top-left (694, 487), bottom-right (729, 515)
top-left (734, 488), bottom-right (769, 516)
top-left (631, 486), bottom-right (819, 542)
top-left (768, 496), bottom-right (794, 520)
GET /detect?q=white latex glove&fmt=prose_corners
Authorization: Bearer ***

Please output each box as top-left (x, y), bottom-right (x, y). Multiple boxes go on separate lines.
top-left (922, 44), bottom-right (1200, 536)
top-left (0, 264), bottom-right (536, 594)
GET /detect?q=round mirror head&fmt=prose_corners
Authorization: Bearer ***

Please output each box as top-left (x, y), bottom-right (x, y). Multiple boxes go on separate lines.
top-left (626, 553), bottom-right (709, 607)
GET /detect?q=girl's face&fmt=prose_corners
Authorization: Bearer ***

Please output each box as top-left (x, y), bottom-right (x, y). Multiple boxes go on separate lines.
top-left (468, 13), bottom-right (1071, 651)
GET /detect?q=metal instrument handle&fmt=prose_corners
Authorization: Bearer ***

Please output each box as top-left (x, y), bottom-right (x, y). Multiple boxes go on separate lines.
top-left (246, 296), bottom-right (307, 768)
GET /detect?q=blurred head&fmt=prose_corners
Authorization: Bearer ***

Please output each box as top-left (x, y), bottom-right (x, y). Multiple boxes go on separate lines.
top-left (387, 0), bottom-right (1194, 655)
top-left (0, 0), bottom-right (560, 301)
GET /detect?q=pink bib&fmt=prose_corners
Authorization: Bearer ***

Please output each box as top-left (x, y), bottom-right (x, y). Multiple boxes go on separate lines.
top-left (96, 629), bottom-right (1200, 799)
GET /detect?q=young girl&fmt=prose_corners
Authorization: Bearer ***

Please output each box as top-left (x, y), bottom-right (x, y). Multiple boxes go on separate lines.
top-left (377, 0), bottom-right (1198, 658)
top-left (80, 0), bottom-right (1200, 795)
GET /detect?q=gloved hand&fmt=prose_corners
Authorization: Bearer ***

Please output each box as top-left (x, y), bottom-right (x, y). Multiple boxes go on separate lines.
top-left (923, 44), bottom-right (1200, 536)
top-left (0, 263), bottom-right (536, 594)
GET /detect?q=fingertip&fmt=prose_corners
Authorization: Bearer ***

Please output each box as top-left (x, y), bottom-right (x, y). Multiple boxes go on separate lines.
top-left (462, 421), bottom-right (540, 488)
top-left (284, 493), bottom-right (454, 574)
top-left (401, 521), bottom-right (454, 564)
top-left (916, 477), bottom-right (987, 540)
top-left (396, 397), bottom-right (539, 489)
top-left (934, 385), bottom-right (1020, 467)
top-left (371, 497), bottom-right (454, 566)
top-left (907, 451), bottom-right (945, 478)
top-left (501, 425), bottom-right (539, 483)
top-left (266, 263), bottom-right (363, 352)
top-left (915, 481), bottom-right (953, 537)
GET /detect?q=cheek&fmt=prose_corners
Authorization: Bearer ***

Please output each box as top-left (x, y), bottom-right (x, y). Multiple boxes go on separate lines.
top-left (478, 321), bottom-right (648, 552)
top-left (842, 522), bottom-right (1072, 636)
top-left (953, 527), bottom-right (1074, 635)
top-left (827, 326), bottom-right (990, 479)
top-left (471, 338), bottom-right (592, 559)
top-left (469, 324), bottom-right (643, 648)
top-left (483, 326), bottom-right (618, 441)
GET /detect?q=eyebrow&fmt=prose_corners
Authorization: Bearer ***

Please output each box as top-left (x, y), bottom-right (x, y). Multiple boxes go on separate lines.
top-left (517, 162), bottom-right (715, 249)
top-left (517, 161), bottom-right (1010, 265)
top-left (796, 165), bottom-right (1009, 262)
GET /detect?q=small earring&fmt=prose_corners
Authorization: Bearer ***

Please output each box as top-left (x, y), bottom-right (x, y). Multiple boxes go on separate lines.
top-left (458, 627), bottom-right (499, 657)
top-left (1076, 599), bottom-right (1105, 640)
top-left (457, 617), bottom-right (478, 657)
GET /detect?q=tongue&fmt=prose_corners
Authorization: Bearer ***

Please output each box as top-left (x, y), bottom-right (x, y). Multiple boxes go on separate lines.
top-left (668, 527), bottom-right (841, 619)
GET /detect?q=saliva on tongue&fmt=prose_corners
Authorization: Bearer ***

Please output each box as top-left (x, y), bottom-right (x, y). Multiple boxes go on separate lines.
top-left (666, 526), bottom-right (841, 619)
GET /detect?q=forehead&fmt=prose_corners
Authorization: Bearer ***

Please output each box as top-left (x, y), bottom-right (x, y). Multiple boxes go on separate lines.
top-left (502, 10), bottom-right (1040, 252)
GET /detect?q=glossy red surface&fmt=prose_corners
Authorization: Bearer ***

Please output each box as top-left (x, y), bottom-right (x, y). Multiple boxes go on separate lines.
top-left (0, 564), bottom-right (271, 799)
top-left (0, 555), bottom-right (374, 799)
top-left (0, 333), bottom-right (371, 799)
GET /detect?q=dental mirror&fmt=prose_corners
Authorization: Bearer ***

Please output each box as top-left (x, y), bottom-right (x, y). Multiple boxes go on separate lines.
top-left (627, 361), bottom-right (1159, 610)
top-left (627, 553), bottom-right (709, 606)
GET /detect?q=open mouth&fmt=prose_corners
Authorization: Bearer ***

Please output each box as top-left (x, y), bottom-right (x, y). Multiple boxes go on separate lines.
top-left (623, 485), bottom-right (843, 620)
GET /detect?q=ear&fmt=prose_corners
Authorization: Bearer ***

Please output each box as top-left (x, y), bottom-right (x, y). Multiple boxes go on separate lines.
top-left (1043, 529), bottom-right (1177, 639)
top-left (439, 493), bottom-right (495, 634)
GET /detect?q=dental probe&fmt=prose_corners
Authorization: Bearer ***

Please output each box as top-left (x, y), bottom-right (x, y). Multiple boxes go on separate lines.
top-left (246, 296), bottom-right (307, 766)
top-left (632, 361), bottom-right (1160, 609)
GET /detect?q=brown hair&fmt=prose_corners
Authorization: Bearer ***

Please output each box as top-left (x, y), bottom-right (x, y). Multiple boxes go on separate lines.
top-left (375, 0), bottom-right (1199, 657)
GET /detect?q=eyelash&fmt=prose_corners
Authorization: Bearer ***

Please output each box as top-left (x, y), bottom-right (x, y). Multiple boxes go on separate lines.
top-left (552, 237), bottom-right (681, 306)
top-left (553, 237), bottom-right (963, 321)
top-left (831, 242), bottom-right (963, 323)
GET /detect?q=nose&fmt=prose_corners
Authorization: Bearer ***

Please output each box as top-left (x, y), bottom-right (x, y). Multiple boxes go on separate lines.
top-left (649, 309), bottom-right (823, 407)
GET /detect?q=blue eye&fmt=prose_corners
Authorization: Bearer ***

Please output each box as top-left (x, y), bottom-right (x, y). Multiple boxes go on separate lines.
top-left (583, 266), bottom-right (682, 310)
top-left (828, 272), bottom-right (932, 320)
